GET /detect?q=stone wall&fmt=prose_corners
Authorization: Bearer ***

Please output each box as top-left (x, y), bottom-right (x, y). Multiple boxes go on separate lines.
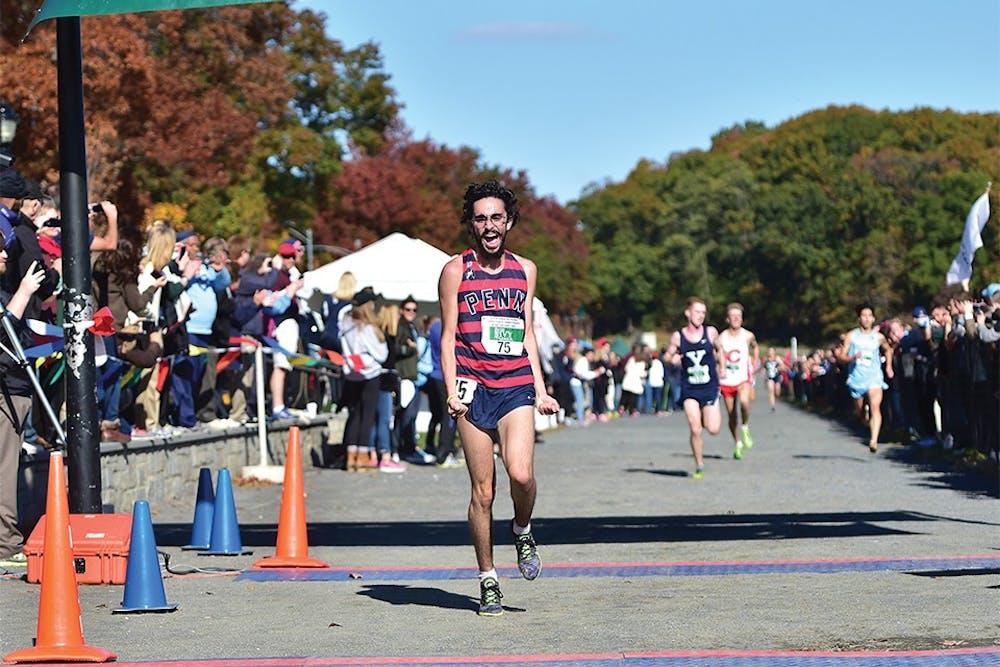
top-left (17, 416), bottom-right (345, 533)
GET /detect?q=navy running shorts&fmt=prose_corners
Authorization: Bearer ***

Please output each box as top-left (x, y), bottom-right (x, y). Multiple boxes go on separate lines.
top-left (681, 387), bottom-right (720, 408)
top-left (465, 384), bottom-right (536, 430)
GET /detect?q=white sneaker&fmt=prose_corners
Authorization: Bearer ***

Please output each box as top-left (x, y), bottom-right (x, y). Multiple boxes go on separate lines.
top-left (437, 454), bottom-right (465, 469)
top-left (208, 418), bottom-right (241, 430)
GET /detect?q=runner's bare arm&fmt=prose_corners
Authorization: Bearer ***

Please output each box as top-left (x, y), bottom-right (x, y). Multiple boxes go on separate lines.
top-left (710, 326), bottom-right (726, 379)
top-left (835, 331), bottom-right (857, 363)
top-left (438, 257), bottom-right (467, 418)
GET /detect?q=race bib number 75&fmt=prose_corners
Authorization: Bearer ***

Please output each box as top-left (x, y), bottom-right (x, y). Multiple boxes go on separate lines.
top-left (480, 316), bottom-right (525, 356)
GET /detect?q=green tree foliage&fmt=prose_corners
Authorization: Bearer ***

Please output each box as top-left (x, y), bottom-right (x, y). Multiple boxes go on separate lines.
top-left (575, 106), bottom-right (999, 343)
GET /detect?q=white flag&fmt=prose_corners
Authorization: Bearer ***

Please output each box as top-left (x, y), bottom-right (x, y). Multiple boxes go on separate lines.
top-left (946, 190), bottom-right (991, 285)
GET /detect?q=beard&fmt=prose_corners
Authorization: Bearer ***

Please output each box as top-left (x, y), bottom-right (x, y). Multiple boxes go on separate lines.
top-left (474, 228), bottom-right (507, 260)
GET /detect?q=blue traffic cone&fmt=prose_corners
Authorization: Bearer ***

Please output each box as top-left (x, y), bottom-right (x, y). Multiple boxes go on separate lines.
top-left (201, 468), bottom-right (250, 556)
top-left (114, 500), bottom-right (178, 613)
top-left (183, 467), bottom-right (214, 550)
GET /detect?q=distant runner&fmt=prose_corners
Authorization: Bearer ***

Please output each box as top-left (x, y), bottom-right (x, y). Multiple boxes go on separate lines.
top-left (664, 297), bottom-right (723, 479)
top-left (836, 303), bottom-right (894, 453)
top-left (718, 303), bottom-right (759, 460)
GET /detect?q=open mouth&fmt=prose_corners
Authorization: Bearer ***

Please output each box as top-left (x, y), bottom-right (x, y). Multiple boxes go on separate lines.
top-left (480, 231), bottom-right (502, 252)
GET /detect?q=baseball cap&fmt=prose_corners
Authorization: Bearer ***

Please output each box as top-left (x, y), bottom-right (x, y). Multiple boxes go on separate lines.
top-left (278, 240), bottom-right (300, 258)
top-left (0, 169), bottom-right (27, 199)
top-left (352, 286), bottom-right (379, 306)
top-left (595, 336), bottom-right (608, 348)
top-left (982, 283), bottom-right (1000, 298)
top-left (176, 230), bottom-right (197, 242)
top-left (912, 306), bottom-right (928, 319)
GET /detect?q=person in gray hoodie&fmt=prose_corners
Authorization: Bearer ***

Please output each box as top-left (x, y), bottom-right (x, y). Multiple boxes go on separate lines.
top-left (338, 287), bottom-right (388, 471)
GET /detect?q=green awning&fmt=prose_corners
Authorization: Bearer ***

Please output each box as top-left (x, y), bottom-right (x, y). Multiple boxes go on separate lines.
top-left (28, 0), bottom-right (263, 34)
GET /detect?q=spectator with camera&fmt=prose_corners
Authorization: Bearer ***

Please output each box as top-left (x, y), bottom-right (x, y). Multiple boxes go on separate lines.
top-left (0, 172), bottom-right (60, 322)
top-left (92, 225), bottom-right (165, 442)
top-left (0, 255), bottom-right (46, 567)
top-left (956, 287), bottom-right (998, 456)
top-left (145, 225), bottom-right (199, 428)
top-left (897, 307), bottom-right (936, 444)
top-left (231, 252), bottom-right (279, 421)
top-left (264, 240), bottom-right (305, 420)
top-left (187, 236), bottom-right (232, 425)
top-left (972, 284), bottom-right (1000, 344)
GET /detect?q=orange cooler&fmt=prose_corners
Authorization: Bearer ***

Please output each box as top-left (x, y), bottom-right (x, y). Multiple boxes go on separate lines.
top-left (24, 513), bottom-right (133, 585)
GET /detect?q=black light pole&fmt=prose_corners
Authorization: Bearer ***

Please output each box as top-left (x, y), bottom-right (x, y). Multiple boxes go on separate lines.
top-left (56, 17), bottom-right (102, 513)
top-left (0, 100), bottom-right (18, 167)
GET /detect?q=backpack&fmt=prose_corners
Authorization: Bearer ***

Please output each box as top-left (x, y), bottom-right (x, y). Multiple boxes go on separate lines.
top-left (319, 296), bottom-right (350, 352)
top-left (415, 336), bottom-right (433, 388)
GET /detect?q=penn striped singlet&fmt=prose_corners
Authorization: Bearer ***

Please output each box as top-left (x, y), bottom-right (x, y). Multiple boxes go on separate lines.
top-left (455, 249), bottom-right (534, 391)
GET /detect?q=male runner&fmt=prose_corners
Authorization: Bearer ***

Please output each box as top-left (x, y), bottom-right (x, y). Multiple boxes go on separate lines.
top-left (718, 303), bottom-right (759, 460)
top-left (439, 180), bottom-right (560, 616)
top-left (664, 297), bottom-right (723, 479)
top-left (836, 303), bottom-right (894, 453)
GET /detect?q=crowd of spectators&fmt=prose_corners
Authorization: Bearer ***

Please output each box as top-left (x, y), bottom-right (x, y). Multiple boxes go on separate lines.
top-left (0, 167), bottom-right (351, 451)
top-left (546, 336), bottom-right (685, 425)
top-left (783, 287), bottom-right (999, 459)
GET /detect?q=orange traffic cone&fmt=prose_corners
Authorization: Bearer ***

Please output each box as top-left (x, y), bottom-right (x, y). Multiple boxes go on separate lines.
top-left (4, 452), bottom-right (117, 663)
top-left (253, 426), bottom-right (328, 568)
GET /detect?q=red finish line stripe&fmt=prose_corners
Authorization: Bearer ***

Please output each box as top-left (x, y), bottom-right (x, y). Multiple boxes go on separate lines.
top-left (52, 646), bottom-right (1000, 666)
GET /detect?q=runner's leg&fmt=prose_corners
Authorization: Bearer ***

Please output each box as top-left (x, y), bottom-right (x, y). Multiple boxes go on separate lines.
top-left (458, 417), bottom-right (497, 572)
top-left (497, 405), bottom-right (537, 529)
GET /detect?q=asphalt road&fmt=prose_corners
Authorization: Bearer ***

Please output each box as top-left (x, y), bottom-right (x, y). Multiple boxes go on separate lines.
top-left (2, 395), bottom-right (998, 665)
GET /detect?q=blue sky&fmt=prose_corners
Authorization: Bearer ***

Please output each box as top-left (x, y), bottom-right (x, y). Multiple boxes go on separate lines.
top-left (304, 0), bottom-right (1000, 205)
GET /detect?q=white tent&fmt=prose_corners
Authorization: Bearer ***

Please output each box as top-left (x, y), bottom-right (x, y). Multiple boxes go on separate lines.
top-left (302, 232), bottom-right (452, 303)
top-left (304, 232), bottom-right (563, 351)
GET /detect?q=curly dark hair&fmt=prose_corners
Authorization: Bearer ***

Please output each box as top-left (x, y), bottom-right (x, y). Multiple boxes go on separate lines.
top-left (94, 226), bottom-right (142, 283)
top-left (460, 180), bottom-right (519, 228)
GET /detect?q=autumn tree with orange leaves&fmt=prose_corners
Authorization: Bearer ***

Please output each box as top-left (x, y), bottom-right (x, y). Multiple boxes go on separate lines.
top-left (0, 1), bottom-right (590, 316)
top-left (0, 1), bottom-right (400, 240)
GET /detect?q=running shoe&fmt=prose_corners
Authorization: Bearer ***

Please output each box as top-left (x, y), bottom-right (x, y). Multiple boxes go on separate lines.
top-left (512, 522), bottom-right (542, 580)
top-left (437, 454), bottom-right (465, 469)
top-left (733, 443), bottom-right (743, 460)
top-left (416, 447), bottom-right (437, 464)
top-left (741, 426), bottom-right (754, 449)
top-left (692, 466), bottom-right (704, 480)
top-left (478, 577), bottom-right (504, 616)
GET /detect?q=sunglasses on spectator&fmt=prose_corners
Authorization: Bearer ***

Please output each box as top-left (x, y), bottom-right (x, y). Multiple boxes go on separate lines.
top-left (402, 306), bottom-right (417, 312)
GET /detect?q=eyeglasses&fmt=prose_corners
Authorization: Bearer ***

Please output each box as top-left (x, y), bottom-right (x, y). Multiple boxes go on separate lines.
top-left (472, 213), bottom-right (507, 225)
